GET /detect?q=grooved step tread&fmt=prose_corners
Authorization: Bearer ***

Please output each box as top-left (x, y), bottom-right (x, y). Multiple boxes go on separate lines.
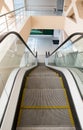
top-left (29, 72), bottom-right (58, 77)
top-left (17, 109), bottom-right (74, 127)
top-left (16, 127), bottom-right (76, 130)
top-left (25, 77), bottom-right (63, 89)
top-left (21, 89), bottom-right (67, 106)
top-left (29, 66), bottom-right (58, 77)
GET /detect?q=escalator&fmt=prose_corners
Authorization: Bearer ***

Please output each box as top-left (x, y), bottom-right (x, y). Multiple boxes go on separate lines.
top-left (0, 32), bottom-right (83, 130)
top-left (16, 64), bottom-right (75, 130)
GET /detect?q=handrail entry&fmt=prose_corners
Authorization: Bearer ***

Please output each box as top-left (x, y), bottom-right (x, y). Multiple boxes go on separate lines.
top-left (0, 31), bottom-right (37, 58)
top-left (47, 32), bottom-right (83, 58)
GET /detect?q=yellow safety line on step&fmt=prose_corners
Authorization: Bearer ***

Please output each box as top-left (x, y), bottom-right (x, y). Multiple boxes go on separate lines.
top-left (24, 76), bottom-right (29, 88)
top-left (68, 108), bottom-right (75, 126)
top-left (21, 88), bottom-right (26, 106)
top-left (17, 109), bottom-right (22, 126)
top-left (24, 79), bottom-right (28, 88)
top-left (17, 76), bottom-right (29, 126)
top-left (55, 73), bottom-right (59, 76)
top-left (64, 90), bottom-right (69, 106)
top-left (64, 90), bottom-right (75, 126)
top-left (21, 106), bottom-right (70, 109)
top-left (21, 76), bottom-right (29, 102)
top-left (27, 69), bottom-right (36, 77)
top-left (60, 78), bottom-right (69, 106)
top-left (21, 74), bottom-right (32, 106)
top-left (60, 77), bottom-right (65, 89)
top-left (59, 78), bottom-right (75, 126)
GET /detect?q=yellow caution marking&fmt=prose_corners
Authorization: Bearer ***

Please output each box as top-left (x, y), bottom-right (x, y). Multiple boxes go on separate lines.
top-left (17, 109), bottom-right (22, 126)
top-left (56, 73), bottom-right (59, 76)
top-left (21, 106), bottom-right (70, 109)
top-left (17, 76), bottom-right (29, 126)
top-left (21, 88), bottom-right (26, 106)
top-left (21, 76), bottom-right (30, 105)
top-left (24, 79), bottom-right (28, 88)
top-left (27, 68), bottom-right (36, 77)
top-left (68, 108), bottom-right (75, 126)
top-left (59, 78), bottom-right (69, 106)
top-left (60, 77), bottom-right (65, 89)
top-left (63, 90), bottom-right (70, 106)
top-left (59, 77), bottom-right (75, 126)
top-left (63, 90), bottom-right (75, 126)
top-left (25, 76), bottom-right (29, 88)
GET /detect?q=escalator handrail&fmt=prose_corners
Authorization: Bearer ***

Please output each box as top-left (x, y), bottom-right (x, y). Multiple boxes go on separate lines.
top-left (0, 31), bottom-right (37, 57)
top-left (47, 32), bottom-right (83, 58)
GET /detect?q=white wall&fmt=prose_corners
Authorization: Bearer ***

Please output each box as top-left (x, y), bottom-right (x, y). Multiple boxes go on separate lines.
top-left (31, 16), bottom-right (65, 30)
top-left (0, 0), bottom-right (14, 14)
top-left (64, 0), bottom-right (83, 36)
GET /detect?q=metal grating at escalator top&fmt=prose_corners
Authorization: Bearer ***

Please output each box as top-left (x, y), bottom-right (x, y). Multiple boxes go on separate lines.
top-left (17, 65), bottom-right (75, 129)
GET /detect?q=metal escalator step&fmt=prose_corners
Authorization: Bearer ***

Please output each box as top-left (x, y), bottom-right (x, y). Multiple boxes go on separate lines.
top-left (16, 127), bottom-right (76, 130)
top-left (28, 74), bottom-right (59, 78)
top-left (32, 66), bottom-right (50, 71)
top-left (31, 70), bottom-right (56, 73)
top-left (17, 109), bottom-right (74, 127)
top-left (29, 66), bottom-right (58, 77)
top-left (21, 89), bottom-right (67, 107)
top-left (25, 77), bottom-right (63, 89)
top-left (29, 72), bottom-right (58, 77)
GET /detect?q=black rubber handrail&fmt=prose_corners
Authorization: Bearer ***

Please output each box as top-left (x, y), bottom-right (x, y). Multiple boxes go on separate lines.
top-left (0, 31), bottom-right (37, 57)
top-left (47, 32), bottom-right (83, 58)
top-left (0, 7), bottom-right (24, 17)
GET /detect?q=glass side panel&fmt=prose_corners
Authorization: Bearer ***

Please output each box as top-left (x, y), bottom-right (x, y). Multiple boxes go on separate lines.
top-left (47, 34), bottom-right (83, 98)
top-left (0, 33), bottom-right (37, 123)
top-left (48, 34), bottom-right (83, 68)
top-left (0, 34), bottom-right (36, 96)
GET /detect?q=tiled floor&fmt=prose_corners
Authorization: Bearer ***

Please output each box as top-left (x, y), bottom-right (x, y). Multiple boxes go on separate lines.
top-left (27, 35), bottom-right (59, 62)
top-left (27, 10), bottom-right (62, 16)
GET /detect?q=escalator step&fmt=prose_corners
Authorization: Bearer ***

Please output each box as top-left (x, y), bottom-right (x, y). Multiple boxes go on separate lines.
top-left (29, 72), bottom-right (58, 77)
top-left (17, 109), bottom-right (74, 127)
top-left (16, 127), bottom-right (76, 130)
top-left (21, 89), bottom-right (68, 107)
top-left (25, 77), bottom-right (63, 89)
